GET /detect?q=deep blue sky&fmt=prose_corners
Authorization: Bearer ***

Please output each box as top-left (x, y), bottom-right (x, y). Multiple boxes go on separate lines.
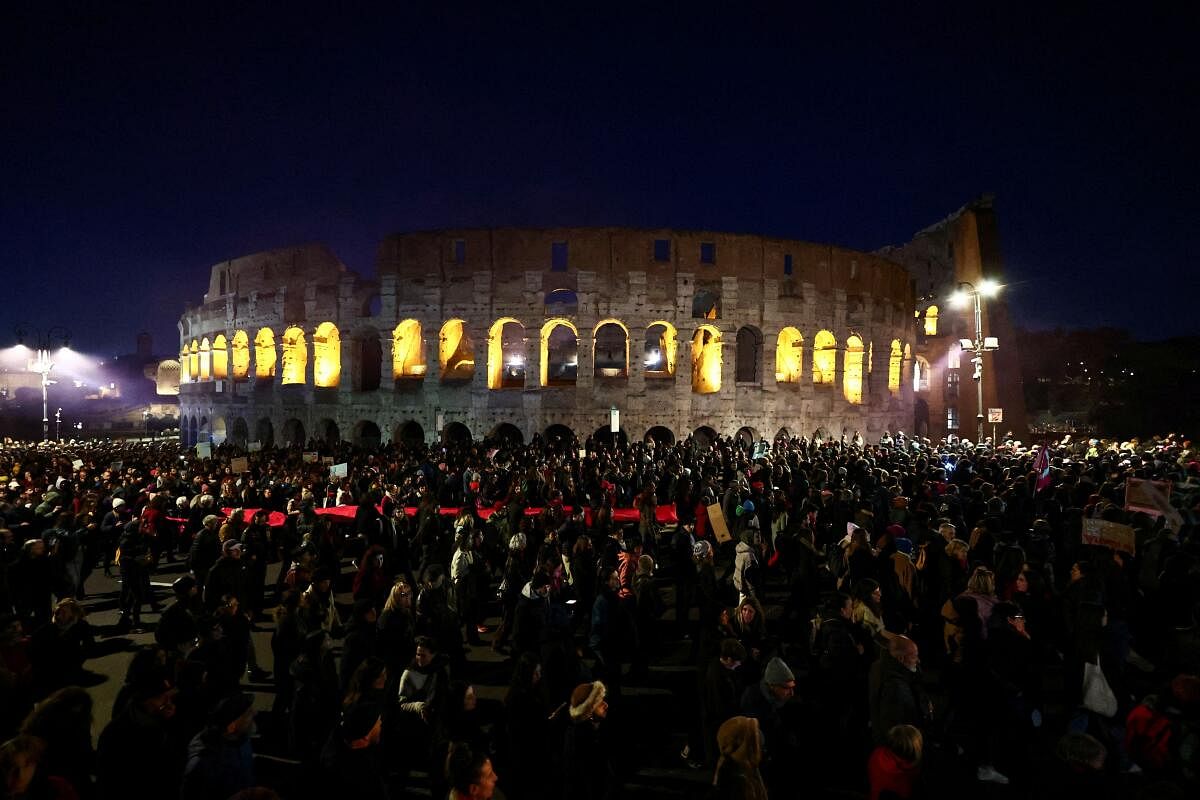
top-left (3, 3), bottom-right (1197, 357)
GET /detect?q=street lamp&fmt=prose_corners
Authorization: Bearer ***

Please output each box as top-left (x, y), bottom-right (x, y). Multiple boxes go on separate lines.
top-left (55, 408), bottom-right (62, 442)
top-left (948, 281), bottom-right (1001, 445)
top-left (15, 324), bottom-right (72, 442)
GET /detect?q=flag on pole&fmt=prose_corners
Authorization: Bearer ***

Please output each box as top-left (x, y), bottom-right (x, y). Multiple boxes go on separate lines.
top-left (1034, 445), bottom-right (1052, 493)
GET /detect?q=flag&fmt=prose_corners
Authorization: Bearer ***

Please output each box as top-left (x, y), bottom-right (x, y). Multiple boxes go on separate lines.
top-left (1034, 445), bottom-right (1052, 493)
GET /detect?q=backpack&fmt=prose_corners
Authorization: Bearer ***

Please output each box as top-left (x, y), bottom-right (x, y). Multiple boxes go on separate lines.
top-left (1126, 702), bottom-right (1175, 771)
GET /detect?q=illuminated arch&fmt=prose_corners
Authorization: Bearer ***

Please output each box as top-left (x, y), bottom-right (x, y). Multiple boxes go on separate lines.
top-left (645, 322), bottom-right (677, 378)
top-left (393, 319), bottom-right (426, 380)
top-left (924, 305), bottom-right (939, 337)
top-left (812, 330), bottom-right (836, 385)
top-left (843, 334), bottom-right (864, 404)
top-left (691, 324), bottom-right (723, 394)
top-left (198, 337), bottom-right (212, 381)
top-left (438, 319), bottom-right (475, 381)
top-left (775, 327), bottom-right (803, 383)
top-left (254, 328), bottom-right (276, 381)
top-left (180, 346), bottom-right (192, 383)
top-left (487, 318), bottom-right (525, 389)
top-left (540, 318), bottom-right (578, 387)
top-left (313, 322), bottom-right (340, 388)
top-left (888, 339), bottom-right (903, 395)
top-left (913, 355), bottom-right (931, 393)
top-left (212, 334), bottom-right (228, 381)
top-left (593, 319), bottom-right (629, 379)
top-left (280, 326), bottom-right (307, 385)
top-left (230, 330), bottom-right (249, 382)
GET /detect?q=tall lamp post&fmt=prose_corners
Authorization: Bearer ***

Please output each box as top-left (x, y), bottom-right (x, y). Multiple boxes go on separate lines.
top-left (949, 280), bottom-right (1001, 445)
top-left (15, 325), bottom-right (72, 442)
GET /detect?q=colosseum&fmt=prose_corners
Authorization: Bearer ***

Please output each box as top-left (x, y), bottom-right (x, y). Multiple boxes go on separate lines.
top-left (177, 227), bottom-right (924, 450)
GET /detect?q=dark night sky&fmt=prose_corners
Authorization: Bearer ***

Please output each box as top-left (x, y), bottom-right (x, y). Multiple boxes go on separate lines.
top-left (3, 3), bottom-right (1198, 357)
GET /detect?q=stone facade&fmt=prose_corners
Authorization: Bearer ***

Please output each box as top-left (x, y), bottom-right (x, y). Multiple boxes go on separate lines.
top-left (178, 229), bottom-right (918, 448)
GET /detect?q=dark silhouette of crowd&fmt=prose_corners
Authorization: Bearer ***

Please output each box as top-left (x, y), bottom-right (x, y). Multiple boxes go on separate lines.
top-left (0, 428), bottom-right (1198, 799)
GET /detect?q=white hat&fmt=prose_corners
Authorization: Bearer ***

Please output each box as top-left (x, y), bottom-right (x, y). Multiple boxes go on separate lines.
top-left (111, 498), bottom-right (126, 509)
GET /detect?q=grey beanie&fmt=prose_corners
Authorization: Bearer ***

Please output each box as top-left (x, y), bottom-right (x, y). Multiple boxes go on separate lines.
top-left (763, 656), bottom-right (794, 686)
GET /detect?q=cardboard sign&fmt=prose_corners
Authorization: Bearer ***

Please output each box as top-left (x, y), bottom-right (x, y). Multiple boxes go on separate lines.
top-left (1125, 478), bottom-right (1173, 518)
top-left (1082, 517), bottom-right (1136, 555)
top-left (578, 449), bottom-right (587, 460)
top-left (707, 502), bottom-right (732, 544)
top-left (330, 463), bottom-right (348, 478)
top-left (610, 407), bottom-right (620, 434)
top-left (322, 456), bottom-right (334, 465)
top-left (988, 408), bottom-right (1003, 423)
top-left (72, 459), bottom-right (84, 470)
top-left (302, 452), bottom-right (319, 464)
top-left (195, 443), bottom-right (211, 459)
top-left (247, 441), bottom-right (262, 453)
top-left (231, 457), bottom-right (249, 474)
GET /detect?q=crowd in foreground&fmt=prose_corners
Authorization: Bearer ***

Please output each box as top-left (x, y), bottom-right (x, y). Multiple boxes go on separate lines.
top-left (0, 427), bottom-right (1198, 799)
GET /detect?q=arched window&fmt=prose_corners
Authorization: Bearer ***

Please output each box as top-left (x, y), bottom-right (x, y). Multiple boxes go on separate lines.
top-left (281, 326), bottom-right (307, 385)
top-left (691, 325), bottom-right (723, 394)
top-left (487, 318), bottom-right (525, 389)
top-left (313, 322), bottom-right (340, 388)
top-left (645, 322), bottom-right (677, 378)
top-left (540, 319), bottom-right (578, 387)
top-left (254, 328), bottom-right (276, 381)
top-left (180, 346), bottom-right (192, 383)
top-left (593, 320), bottom-right (629, 379)
top-left (735, 326), bottom-right (763, 384)
top-left (211, 334), bottom-right (228, 381)
top-left (198, 338), bottom-right (212, 381)
top-left (924, 305), bottom-right (939, 337)
top-left (393, 319), bottom-right (426, 380)
top-left (691, 289), bottom-right (720, 319)
top-left (775, 327), bottom-right (803, 383)
top-left (439, 319), bottom-right (475, 381)
top-left (812, 330), bottom-right (836, 385)
top-left (843, 334), bottom-right (864, 404)
top-left (230, 330), bottom-right (250, 382)
top-left (913, 355), bottom-right (931, 393)
top-left (888, 339), bottom-right (903, 395)
top-left (188, 340), bottom-right (200, 381)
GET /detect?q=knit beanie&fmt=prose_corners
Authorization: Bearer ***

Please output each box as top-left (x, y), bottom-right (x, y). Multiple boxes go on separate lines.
top-left (568, 681), bottom-right (606, 722)
top-left (762, 657), bottom-right (794, 686)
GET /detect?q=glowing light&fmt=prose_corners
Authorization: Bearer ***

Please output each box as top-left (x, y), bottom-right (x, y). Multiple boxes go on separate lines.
top-left (212, 334), bottom-right (229, 380)
top-left (691, 325), bottom-right (722, 394)
top-left (843, 335), bottom-right (864, 404)
top-left (646, 322), bottom-right (677, 378)
top-left (393, 319), bottom-right (426, 379)
top-left (540, 318), bottom-right (578, 387)
top-left (949, 290), bottom-right (969, 308)
top-left (254, 328), bottom-right (276, 380)
top-left (231, 330), bottom-right (250, 381)
top-left (488, 318), bottom-right (525, 389)
top-left (644, 350), bottom-right (661, 367)
top-left (775, 327), bottom-right (803, 383)
top-left (439, 319), bottom-right (475, 381)
top-left (923, 305), bottom-right (939, 337)
top-left (978, 278), bottom-right (1001, 297)
top-left (888, 340), bottom-right (902, 396)
top-left (313, 322), bottom-right (340, 388)
top-left (812, 330), bottom-right (836, 385)
top-left (280, 326), bottom-right (307, 385)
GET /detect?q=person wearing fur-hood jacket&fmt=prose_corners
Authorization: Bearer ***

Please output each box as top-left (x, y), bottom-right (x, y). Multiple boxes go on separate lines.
top-left (563, 681), bottom-right (617, 800)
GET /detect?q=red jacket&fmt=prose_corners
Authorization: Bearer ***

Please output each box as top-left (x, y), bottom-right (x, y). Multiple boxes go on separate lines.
top-left (868, 746), bottom-right (919, 800)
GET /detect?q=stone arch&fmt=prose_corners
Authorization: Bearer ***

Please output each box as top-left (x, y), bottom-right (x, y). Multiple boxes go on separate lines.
top-left (544, 288), bottom-right (578, 317)
top-left (843, 333), bottom-right (865, 404)
top-left (255, 417), bottom-right (275, 448)
top-left (211, 417), bottom-right (228, 445)
top-left (354, 330), bottom-right (382, 391)
top-left (393, 319), bottom-right (426, 380)
top-left (394, 420), bottom-right (425, 448)
top-left (691, 325), bottom-right (723, 394)
top-left (691, 288), bottom-right (720, 319)
top-left (254, 328), bottom-right (276, 381)
top-left (888, 339), bottom-right (903, 396)
top-left (230, 416), bottom-right (249, 448)
top-left (212, 334), bottom-right (229, 381)
top-left (734, 426), bottom-right (758, 448)
top-left (198, 338), bottom-right (212, 381)
top-left (812, 330), bottom-right (836, 385)
top-left (913, 355), bottom-right (931, 393)
top-left (439, 319), bottom-right (475, 381)
top-left (644, 322), bottom-right (677, 378)
top-left (179, 347), bottom-right (191, 383)
top-left (230, 330), bottom-right (250, 382)
top-left (316, 418), bottom-right (340, 446)
top-left (593, 320), bottom-right (629, 379)
top-left (281, 326), bottom-right (307, 385)
top-left (487, 318), bottom-right (526, 389)
top-left (541, 319), bottom-right (578, 387)
top-left (443, 421), bottom-right (472, 445)
top-left (313, 322), bottom-right (341, 388)
top-left (735, 326), bottom-right (763, 384)
top-left (592, 425), bottom-right (628, 448)
top-left (644, 425), bottom-right (675, 447)
top-left (923, 304), bottom-right (939, 337)
top-left (488, 423), bottom-right (524, 447)
top-left (281, 418), bottom-right (305, 447)
top-left (774, 427), bottom-right (791, 442)
top-left (692, 425), bottom-right (719, 448)
top-left (775, 327), bottom-right (803, 383)
top-left (544, 423), bottom-right (575, 446)
top-left (188, 339), bottom-right (200, 381)
top-left (353, 420), bottom-right (382, 449)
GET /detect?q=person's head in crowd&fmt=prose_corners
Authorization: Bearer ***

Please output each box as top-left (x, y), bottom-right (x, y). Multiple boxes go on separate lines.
top-left (945, 539), bottom-right (969, 565)
top-left (762, 657), bottom-right (795, 704)
top-left (601, 568), bottom-right (620, 594)
top-left (1069, 560), bottom-right (1092, 584)
top-left (825, 591), bottom-right (853, 620)
top-left (569, 681), bottom-right (608, 723)
top-left (202, 514), bottom-right (220, 531)
top-left (413, 636), bottom-right (438, 669)
top-left (966, 566), bottom-right (996, 597)
top-left (889, 636), bottom-right (920, 673)
top-left (852, 578), bottom-right (883, 613)
top-left (344, 657), bottom-right (388, 707)
top-left (384, 579), bottom-right (414, 613)
top-left (172, 575), bottom-right (197, 600)
top-left (636, 554), bottom-right (655, 577)
top-left (716, 715), bottom-right (763, 772)
top-left (719, 639), bottom-right (746, 671)
top-left (21, 686), bottom-right (93, 742)
top-left (51, 598), bottom-right (86, 629)
top-left (222, 539), bottom-right (243, 560)
top-left (0, 736), bottom-right (45, 798)
top-left (884, 723), bottom-right (924, 765)
top-left (445, 741), bottom-right (498, 800)
top-left (692, 539), bottom-right (713, 563)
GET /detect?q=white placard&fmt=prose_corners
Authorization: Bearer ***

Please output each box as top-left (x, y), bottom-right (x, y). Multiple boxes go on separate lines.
top-left (610, 407), bottom-right (619, 434)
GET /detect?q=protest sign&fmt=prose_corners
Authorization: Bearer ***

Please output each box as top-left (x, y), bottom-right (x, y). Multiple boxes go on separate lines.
top-left (302, 452), bottom-right (318, 464)
top-left (330, 463), bottom-right (348, 478)
top-left (231, 457), bottom-right (249, 474)
top-left (1082, 517), bottom-right (1136, 555)
top-left (195, 442), bottom-right (211, 459)
top-left (72, 459), bottom-right (84, 470)
top-left (707, 503), bottom-right (732, 544)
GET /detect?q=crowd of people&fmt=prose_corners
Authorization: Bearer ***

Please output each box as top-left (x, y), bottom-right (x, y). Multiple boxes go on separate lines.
top-left (0, 427), bottom-right (1198, 799)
